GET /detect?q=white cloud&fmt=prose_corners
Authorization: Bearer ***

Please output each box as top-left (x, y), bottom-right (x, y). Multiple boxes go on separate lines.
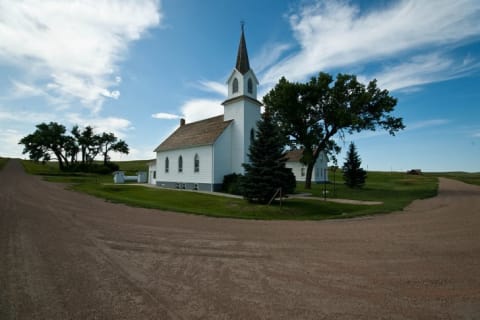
top-left (180, 98), bottom-right (223, 123)
top-left (109, 145), bottom-right (156, 162)
top-left (260, 0), bottom-right (480, 86)
top-left (252, 42), bottom-right (292, 74)
top-left (0, 109), bottom-right (56, 124)
top-left (10, 80), bottom-right (45, 97)
top-left (0, 0), bottom-right (161, 111)
top-left (0, 129), bottom-right (25, 158)
top-left (65, 113), bottom-right (133, 139)
top-left (373, 52), bottom-right (479, 92)
top-left (197, 80), bottom-right (227, 97)
top-left (152, 112), bottom-right (180, 120)
top-left (407, 119), bottom-right (450, 131)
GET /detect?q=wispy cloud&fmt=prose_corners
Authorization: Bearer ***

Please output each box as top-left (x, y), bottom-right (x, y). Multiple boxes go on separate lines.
top-left (0, 129), bottom-right (25, 158)
top-left (180, 98), bottom-right (223, 123)
top-left (65, 113), bottom-right (133, 139)
top-left (152, 112), bottom-right (180, 120)
top-left (197, 80), bottom-right (227, 97)
top-left (252, 42), bottom-right (292, 74)
top-left (0, 109), bottom-right (55, 124)
top-left (0, 0), bottom-right (161, 112)
top-left (373, 52), bottom-right (480, 91)
top-left (407, 118), bottom-right (450, 130)
top-left (260, 0), bottom-right (480, 88)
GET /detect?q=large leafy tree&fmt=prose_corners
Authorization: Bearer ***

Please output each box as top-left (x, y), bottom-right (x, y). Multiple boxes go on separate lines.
top-left (71, 125), bottom-right (101, 165)
top-left (20, 122), bottom-right (129, 171)
top-left (98, 132), bottom-right (129, 165)
top-left (263, 72), bottom-right (404, 189)
top-left (242, 112), bottom-right (296, 204)
top-left (342, 142), bottom-right (367, 188)
top-left (19, 122), bottom-right (71, 170)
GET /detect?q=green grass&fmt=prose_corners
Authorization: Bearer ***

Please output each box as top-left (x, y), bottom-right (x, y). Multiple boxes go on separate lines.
top-left (20, 160), bottom-right (441, 220)
top-left (116, 159), bottom-right (151, 175)
top-left (70, 170), bottom-right (438, 220)
top-left (428, 172), bottom-right (480, 186)
top-left (21, 159), bottom-right (152, 183)
top-left (72, 183), bottom-right (362, 220)
top-left (0, 157), bottom-right (8, 170)
top-left (297, 171), bottom-right (439, 215)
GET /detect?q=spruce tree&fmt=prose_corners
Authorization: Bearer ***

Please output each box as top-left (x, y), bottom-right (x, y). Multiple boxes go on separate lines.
top-left (242, 112), bottom-right (296, 204)
top-left (342, 142), bottom-right (367, 188)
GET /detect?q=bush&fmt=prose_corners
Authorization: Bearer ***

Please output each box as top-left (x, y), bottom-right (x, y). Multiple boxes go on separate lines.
top-left (63, 162), bottom-right (119, 174)
top-left (222, 173), bottom-right (244, 195)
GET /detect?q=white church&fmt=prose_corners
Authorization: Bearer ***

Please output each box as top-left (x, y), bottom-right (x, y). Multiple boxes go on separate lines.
top-left (149, 28), bottom-right (328, 191)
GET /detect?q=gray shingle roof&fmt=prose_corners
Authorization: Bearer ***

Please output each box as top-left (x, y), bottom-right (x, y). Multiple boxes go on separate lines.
top-left (154, 115), bottom-right (232, 152)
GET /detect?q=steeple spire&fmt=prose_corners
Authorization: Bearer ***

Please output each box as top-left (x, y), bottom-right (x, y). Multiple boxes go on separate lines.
top-left (235, 22), bottom-right (250, 75)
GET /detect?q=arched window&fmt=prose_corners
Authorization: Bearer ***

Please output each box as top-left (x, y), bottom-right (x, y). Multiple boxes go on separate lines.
top-left (250, 128), bottom-right (255, 143)
top-left (165, 157), bottom-right (169, 173)
top-left (247, 78), bottom-right (253, 94)
top-left (232, 78), bottom-right (239, 93)
top-left (178, 155), bottom-right (183, 172)
top-left (194, 154), bottom-right (200, 172)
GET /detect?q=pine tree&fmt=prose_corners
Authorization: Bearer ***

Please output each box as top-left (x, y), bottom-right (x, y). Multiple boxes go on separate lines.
top-left (342, 142), bottom-right (367, 188)
top-left (242, 112), bottom-right (296, 204)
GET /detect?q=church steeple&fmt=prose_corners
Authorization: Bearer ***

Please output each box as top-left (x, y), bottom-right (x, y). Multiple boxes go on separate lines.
top-left (235, 23), bottom-right (250, 75)
top-left (222, 24), bottom-right (262, 175)
top-left (223, 24), bottom-right (260, 103)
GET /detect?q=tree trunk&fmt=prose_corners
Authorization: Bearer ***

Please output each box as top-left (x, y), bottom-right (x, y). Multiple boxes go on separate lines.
top-left (304, 162), bottom-right (314, 189)
top-left (81, 147), bottom-right (86, 164)
top-left (103, 145), bottom-right (109, 165)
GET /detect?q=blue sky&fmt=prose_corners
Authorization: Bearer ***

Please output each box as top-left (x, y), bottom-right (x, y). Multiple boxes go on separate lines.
top-left (0, 0), bottom-right (479, 172)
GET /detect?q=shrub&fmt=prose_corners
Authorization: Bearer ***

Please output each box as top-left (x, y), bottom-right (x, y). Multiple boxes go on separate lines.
top-left (222, 173), bottom-right (244, 195)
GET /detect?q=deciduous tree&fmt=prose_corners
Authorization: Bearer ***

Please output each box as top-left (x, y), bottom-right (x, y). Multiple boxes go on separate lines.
top-left (263, 72), bottom-right (404, 189)
top-left (19, 122), bottom-right (70, 170)
top-left (98, 132), bottom-right (129, 165)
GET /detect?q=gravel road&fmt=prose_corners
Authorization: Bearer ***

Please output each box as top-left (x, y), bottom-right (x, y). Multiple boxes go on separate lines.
top-left (1, 159), bottom-right (479, 319)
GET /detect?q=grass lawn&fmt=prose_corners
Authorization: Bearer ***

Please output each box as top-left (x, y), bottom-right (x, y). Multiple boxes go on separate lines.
top-left (73, 183), bottom-right (362, 220)
top-left (21, 159), bottom-right (150, 184)
top-left (0, 157), bottom-right (8, 170)
top-left (298, 171), bottom-right (438, 215)
top-left (429, 172), bottom-right (480, 187)
top-left (21, 159), bottom-right (441, 220)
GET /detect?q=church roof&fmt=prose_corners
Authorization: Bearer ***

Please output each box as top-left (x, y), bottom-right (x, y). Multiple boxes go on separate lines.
top-left (235, 26), bottom-right (250, 74)
top-left (154, 115), bottom-right (232, 152)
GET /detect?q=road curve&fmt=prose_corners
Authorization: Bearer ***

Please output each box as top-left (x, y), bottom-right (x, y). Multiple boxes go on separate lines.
top-left (1, 159), bottom-right (479, 319)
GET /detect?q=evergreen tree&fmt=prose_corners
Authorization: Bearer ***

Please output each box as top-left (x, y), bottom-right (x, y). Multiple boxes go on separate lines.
top-left (242, 112), bottom-right (296, 204)
top-left (342, 142), bottom-right (367, 188)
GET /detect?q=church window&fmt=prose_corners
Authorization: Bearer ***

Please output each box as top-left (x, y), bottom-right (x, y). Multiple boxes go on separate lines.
top-left (301, 167), bottom-right (305, 177)
top-left (250, 128), bottom-right (255, 143)
top-left (165, 157), bottom-right (169, 173)
top-left (232, 78), bottom-right (239, 93)
top-left (178, 155), bottom-right (183, 172)
top-left (247, 78), bottom-right (253, 94)
top-left (194, 154), bottom-right (200, 172)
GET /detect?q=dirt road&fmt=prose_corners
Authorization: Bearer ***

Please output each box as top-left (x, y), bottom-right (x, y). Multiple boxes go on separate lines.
top-left (1, 159), bottom-right (479, 319)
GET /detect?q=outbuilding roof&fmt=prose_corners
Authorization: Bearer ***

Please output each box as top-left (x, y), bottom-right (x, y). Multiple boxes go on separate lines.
top-left (284, 149), bottom-right (304, 162)
top-left (154, 115), bottom-right (232, 152)
top-left (285, 148), bottom-right (328, 162)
